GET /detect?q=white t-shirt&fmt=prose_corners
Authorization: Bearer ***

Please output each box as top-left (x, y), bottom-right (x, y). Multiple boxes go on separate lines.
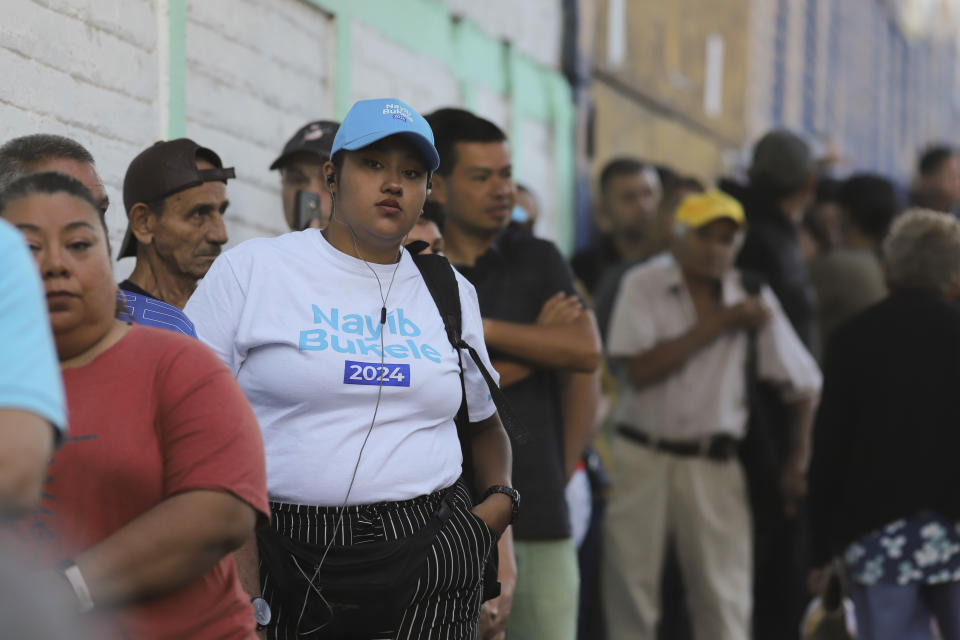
top-left (185, 229), bottom-right (498, 506)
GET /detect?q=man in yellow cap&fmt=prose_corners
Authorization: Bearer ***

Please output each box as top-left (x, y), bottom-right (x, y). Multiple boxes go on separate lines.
top-left (601, 190), bottom-right (821, 640)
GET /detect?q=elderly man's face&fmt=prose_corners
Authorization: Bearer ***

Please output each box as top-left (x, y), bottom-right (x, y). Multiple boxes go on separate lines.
top-left (674, 218), bottom-right (742, 281)
top-left (143, 159), bottom-right (229, 281)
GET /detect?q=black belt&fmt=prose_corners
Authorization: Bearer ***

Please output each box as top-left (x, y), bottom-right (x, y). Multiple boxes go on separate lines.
top-left (616, 424), bottom-right (739, 462)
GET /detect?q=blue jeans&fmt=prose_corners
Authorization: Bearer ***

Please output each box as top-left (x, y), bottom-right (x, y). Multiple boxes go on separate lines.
top-left (849, 580), bottom-right (960, 640)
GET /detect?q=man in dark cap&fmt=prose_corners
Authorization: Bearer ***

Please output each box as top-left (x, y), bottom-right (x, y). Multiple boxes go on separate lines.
top-left (727, 128), bottom-right (819, 640)
top-left (118, 138), bottom-right (234, 310)
top-left (736, 129), bottom-right (818, 349)
top-left (270, 120), bottom-right (339, 231)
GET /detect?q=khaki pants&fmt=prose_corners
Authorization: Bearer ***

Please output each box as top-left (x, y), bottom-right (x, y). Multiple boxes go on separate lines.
top-left (602, 439), bottom-right (752, 640)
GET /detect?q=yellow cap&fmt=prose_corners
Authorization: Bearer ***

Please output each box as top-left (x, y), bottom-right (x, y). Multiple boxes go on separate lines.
top-left (674, 189), bottom-right (746, 229)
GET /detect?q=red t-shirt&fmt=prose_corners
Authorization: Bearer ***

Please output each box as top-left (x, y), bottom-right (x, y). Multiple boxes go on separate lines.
top-left (15, 325), bottom-right (269, 639)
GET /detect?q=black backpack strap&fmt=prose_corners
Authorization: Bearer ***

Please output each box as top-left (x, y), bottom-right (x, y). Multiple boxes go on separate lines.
top-left (737, 268), bottom-right (783, 513)
top-left (410, 251), bottom-right (529, 448)
top-left (739, 268), bottom-right (766, 296)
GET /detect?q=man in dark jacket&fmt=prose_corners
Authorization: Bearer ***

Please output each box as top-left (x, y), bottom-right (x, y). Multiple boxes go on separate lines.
top-left (734, 129), bottom-right (818, 350)
top-left (726, 129), bottom-right (819, 640)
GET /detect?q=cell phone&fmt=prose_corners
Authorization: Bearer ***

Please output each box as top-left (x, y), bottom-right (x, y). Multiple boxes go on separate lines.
top-left (294, 190), bottom-right (322, 230)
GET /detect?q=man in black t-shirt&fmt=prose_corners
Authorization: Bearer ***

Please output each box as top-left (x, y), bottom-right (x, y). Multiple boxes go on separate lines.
top-left (427, 108), bottom-right (602, 640)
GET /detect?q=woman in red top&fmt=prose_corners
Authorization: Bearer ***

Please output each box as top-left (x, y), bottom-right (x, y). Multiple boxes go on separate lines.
top-left (1, 171), bottom-right (270, 639)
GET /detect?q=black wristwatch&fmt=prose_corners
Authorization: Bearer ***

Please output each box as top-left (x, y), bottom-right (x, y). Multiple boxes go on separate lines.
top-left (482, 485), bottom-right (520, 524)
top-left (251, 596), bottom-right (272, 629)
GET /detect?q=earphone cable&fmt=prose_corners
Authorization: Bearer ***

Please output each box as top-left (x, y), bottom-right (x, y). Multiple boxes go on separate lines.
top-left (298, 192), bottom-right (404, 632)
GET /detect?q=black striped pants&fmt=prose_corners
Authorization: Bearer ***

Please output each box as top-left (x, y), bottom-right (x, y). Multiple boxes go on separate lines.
top-left (260, 480), bottom-right (495, 639)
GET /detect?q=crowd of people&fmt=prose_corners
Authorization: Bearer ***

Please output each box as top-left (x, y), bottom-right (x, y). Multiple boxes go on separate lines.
top-left (1, 92), bottom-right (960, 640)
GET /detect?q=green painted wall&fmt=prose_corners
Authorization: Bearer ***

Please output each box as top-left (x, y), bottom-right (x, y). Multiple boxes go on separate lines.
top-left (166, 0), bottom-right (575, 252)
top-left (166, 0), bottom-right (187, 139)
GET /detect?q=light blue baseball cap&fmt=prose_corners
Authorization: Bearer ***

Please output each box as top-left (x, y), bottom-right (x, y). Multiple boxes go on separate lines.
top-left (330, 98), bottom-right (440, 172)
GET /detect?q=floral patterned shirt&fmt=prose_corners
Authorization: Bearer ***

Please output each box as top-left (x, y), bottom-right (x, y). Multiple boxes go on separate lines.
top-left (844, 512), bottom-right (960, 586)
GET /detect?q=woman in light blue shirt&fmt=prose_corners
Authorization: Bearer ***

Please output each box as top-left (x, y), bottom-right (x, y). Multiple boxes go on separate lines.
top-left (0, 217), bottom-right (65, 515)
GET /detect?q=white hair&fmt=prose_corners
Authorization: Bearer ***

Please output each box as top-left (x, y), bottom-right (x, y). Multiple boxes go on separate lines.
top-left (883, 208), bottom-right (960, 295)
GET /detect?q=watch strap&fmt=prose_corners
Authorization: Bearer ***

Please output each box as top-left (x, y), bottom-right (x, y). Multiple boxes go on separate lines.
top-left (59, 562), bottom-right (95, 613)
top-left (482, 485), bottom-right (520, 524)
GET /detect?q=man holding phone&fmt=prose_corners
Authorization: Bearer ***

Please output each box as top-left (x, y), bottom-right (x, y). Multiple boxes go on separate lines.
top-left (270, 120), bottom-right (339, 231)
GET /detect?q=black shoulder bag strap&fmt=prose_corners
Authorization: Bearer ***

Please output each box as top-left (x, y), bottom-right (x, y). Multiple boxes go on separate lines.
top-left (740, 269), bottom-right (765, 401)
top-left (409, 249), bottom-right (530, 461)
top-left (738, 268), bottom-right (781, 515)
top-left (409, 246), bottom-right (529, 603)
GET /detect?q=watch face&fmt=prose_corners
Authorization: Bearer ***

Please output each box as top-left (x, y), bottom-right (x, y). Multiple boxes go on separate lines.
top-left (252, 597), bottom-right (272, 626)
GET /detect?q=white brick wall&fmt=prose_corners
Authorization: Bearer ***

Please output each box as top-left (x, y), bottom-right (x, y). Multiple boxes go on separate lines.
top-left (0, 0), bottom-right (159, 267)
top-left (444, 0), bottom-right (563, 70)
top-left (0, 0), bottom-right (569, 259)
top-left (348, 19), bottom-right (461, 113)
top-left (473, 85), bottom-right (511, 131)
top-left (515, 118), bottom-right (558, 241)
top-left (184, 0), bottom-right (334, 246)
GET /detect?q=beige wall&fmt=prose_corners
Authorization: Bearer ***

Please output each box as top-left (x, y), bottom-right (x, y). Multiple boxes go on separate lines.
top-left (591, 81), bottom-right (728, 184)
top-left (591, 0), bottom-right (752, 184)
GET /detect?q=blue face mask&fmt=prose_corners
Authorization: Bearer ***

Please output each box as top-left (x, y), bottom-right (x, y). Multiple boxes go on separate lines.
top-left (511, 205), bottom-right (530, 224)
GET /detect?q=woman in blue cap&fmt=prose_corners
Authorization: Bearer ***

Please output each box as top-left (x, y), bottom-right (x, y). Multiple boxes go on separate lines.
top-left (186, 98), bottom-right (516, 639)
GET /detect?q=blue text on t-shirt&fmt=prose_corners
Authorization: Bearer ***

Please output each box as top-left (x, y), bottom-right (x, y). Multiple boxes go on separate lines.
top-left (299, 306), bottom-right (443, 363)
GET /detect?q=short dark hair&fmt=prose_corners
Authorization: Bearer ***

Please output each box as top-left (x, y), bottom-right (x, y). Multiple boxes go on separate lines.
top-left (419, 199), bottom-right (445, 233)
top-left (425, 108), bottom-right (507, 177)
top-left (0, 171), bottom-right (102, 221)
top-left (918, 145), bottom-right (956, 177)
top-left (654, 164), bottom-right (677, 188)
top-left (835, 173), bottom-right (901, 241)
top-left (0, 134), bottom-right (95, 193)
top-left (814, 177), bottom-right (841, 204)
top-left (598, 157), bottom-right (649, 194)
top-left (662, 174), bottom-right (705, 195)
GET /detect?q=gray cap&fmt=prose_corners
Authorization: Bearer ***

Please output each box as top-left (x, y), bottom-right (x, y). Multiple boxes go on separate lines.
top-left (748, 129), bottom-right (814, 193)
